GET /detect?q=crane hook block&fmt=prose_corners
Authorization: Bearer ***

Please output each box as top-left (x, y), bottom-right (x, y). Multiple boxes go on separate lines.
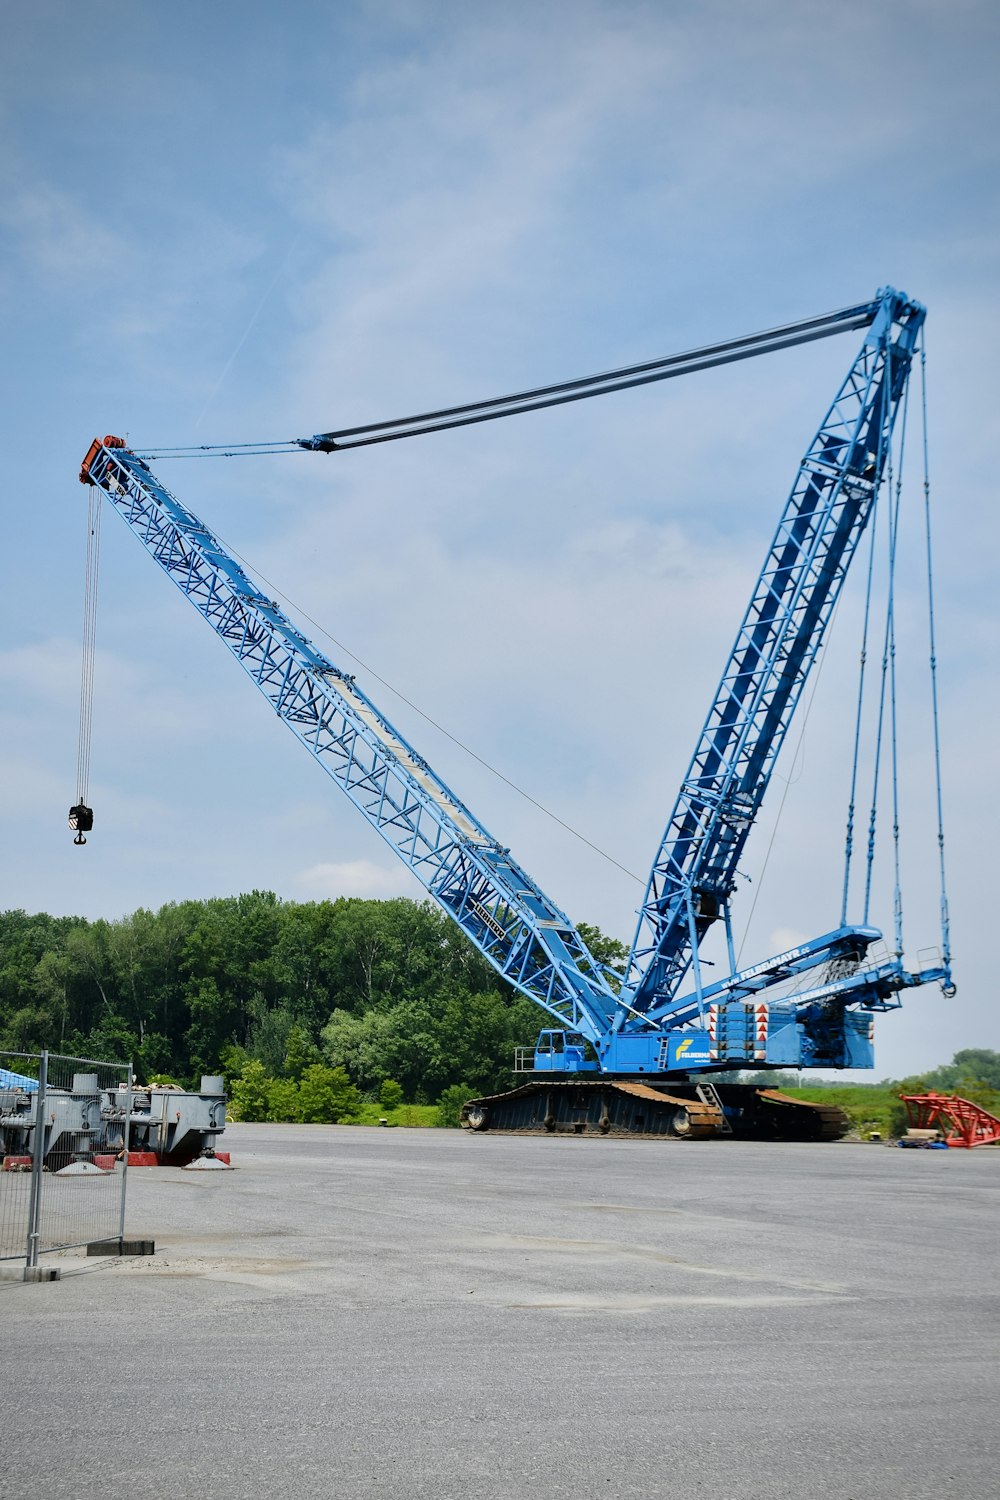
top-left (79, 435), bottom-right (126, 485)
top-left (68, 803), bottom-right (94, 845)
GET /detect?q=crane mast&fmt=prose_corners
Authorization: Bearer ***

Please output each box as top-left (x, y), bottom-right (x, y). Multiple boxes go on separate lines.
top-left (622, 288), bottom-right (926, 1024)
top-left (78, 286), bottom-right (952, 1108)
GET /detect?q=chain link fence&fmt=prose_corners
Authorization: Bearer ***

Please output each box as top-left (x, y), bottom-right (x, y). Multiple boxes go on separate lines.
top-left (1, 1051), bottom-right (132, 1275)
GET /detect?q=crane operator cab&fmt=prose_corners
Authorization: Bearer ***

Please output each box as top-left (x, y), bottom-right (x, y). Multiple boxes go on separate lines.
top-left (533, 1030), bottom-right (596, 1073)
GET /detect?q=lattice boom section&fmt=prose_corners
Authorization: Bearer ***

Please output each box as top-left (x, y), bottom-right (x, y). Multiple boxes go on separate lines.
top-left (89, 446), bottom-right (617, 1041)
top-left (626, 295), bottom-right (923, 1016)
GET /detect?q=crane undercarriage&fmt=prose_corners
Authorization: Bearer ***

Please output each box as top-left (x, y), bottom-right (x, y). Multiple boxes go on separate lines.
top-left (460, 1079), bottom-right (850, 1141)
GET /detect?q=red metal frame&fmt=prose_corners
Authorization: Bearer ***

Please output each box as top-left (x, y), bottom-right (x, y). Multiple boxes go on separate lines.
top-left (79, 434), bottom-right (125, 485)
top-left (900, 1093), bottom-right (1000, 1149)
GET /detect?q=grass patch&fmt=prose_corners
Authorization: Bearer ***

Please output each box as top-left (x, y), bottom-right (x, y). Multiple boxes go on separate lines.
top-left (775, 1085), bottom-right (902, 1139)
top-left (353, 1101), bottom-right (442, 1128)
top-left (779, 1081), bottom-right (1000, 1140)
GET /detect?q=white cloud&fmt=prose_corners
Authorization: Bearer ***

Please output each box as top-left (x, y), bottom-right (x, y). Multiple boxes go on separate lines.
top-left (295, 858), bottom-right (421, 900)
top-left (767, 928), bottom-right (811, 960)
top-left (0, 639), bottom-right (81, 704)
top-left (0, 182), bottom-right (128, 284)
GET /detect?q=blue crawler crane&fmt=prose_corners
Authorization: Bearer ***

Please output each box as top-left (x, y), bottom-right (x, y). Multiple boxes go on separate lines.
top-left (78, 286), bottom-right (953, 1140)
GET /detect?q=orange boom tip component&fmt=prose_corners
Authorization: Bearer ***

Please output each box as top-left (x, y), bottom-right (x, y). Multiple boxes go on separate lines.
top-left (79, 434), bottom-right (126, 485)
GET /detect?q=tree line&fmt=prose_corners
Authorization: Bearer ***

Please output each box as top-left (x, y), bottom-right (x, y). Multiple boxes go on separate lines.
top-left (0, 892), bottom-right (577, 1110)
top-left (1, 894), bottom-right (995, 1128)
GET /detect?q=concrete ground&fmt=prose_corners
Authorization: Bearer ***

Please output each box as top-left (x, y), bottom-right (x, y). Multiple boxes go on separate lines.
top-left (3, 1125), bottom-right (998, 1499)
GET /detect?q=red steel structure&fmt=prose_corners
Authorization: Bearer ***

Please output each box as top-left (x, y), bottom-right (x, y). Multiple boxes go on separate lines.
top-left (900, 1093), bottom-right (1000, 1149)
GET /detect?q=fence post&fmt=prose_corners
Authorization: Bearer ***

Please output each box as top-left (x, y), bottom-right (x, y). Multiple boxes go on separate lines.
top-left (118, 1062), bottom-right (133, 1246)
top-left (25, 1050), bottom-right (48, 1270)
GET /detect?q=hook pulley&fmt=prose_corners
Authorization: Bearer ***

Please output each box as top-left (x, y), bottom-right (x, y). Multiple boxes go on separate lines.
top-left (69, 803), bottom-right (93, 846)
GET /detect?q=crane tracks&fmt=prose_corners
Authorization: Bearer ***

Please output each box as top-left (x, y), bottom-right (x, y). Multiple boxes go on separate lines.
top-left (460, 1081), bottom-right (852, 1142)
top-left (743, 1089), bottom-right (852, 1141)
top-left (461, 1081), bottom-right (722, 1139)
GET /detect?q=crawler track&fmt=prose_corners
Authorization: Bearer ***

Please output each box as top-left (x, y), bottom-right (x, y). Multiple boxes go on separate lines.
top-left (460, 1081), bottom-right (851, 1141)
top-left (461, 1080), bottom-right (722, 1138)
top-left (723, 1087), bottom-right (852, 1141)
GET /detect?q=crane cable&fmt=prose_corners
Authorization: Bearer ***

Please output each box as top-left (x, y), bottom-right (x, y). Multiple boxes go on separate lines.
top-left (836, 334), bottom-right (953, 991)
top-left (70, 487), bottom-right (102, 844)
top-left (887, 390), bottom-right (908, 962)
top-left (838, 353), bottom-right (909, 945)
top-left (71, 295), bottom-right (913, 892)
top-left (839, 470), bottom-right (881, 924)
top-left (860, 387), bottom-right (904, 931)
top-left (738, 354), bottom-right (910, 967)
top-left (210, 528), bottom-right (645, 885)
top-left (127, 299), bottom-right (879, 463)
top-left (733, 611), bottom-right (838, 968)
top-left (920, 340), bottom-right (954, 989)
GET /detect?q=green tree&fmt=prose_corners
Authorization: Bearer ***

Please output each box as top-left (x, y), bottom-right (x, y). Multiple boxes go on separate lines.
top-left (576, 921), bottom-right (628, 978)
top-left (284, 1024), bottom-right (323, 1082)
top-left (298, 1064), bottom-right (362, 1124)
top-left (218, 1042), bottom-right (252, 1087)
top-left (137, 1032), bottom-right (173, 1081)
top-left (247, 1000), bottom-right (295, 1074)
top-left (266, 1077), bottom-right (302, 1122)
top-left (77, 1015), bottom-right (138, 1065)
top-left (1, 1000), bottom-right (62, 1053)
top-left (953, 1050), bottom-right (1000, 1089)
top-left (321, 1007), bottom-right (396, 1091)
top-left (228, 1059), bottom-right (272, 1121)
top-left (31, 950), bottom-right (73, 1049)
top-left (437, 1082), bottom-right (475, 1128)
top-left (185, 976), bottom-right (241, 1079)
top-left (379, 1079), bottom-right (405, 1110)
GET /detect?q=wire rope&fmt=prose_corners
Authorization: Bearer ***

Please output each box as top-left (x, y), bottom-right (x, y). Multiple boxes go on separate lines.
top-left (861, 432), bottom-right (901, 926)
top-left (129, 299), bottom-right (877, 463)
top-left (839, 485), bottom-right (881, 924)
top-left (919, 339), bottom-right (954, 982)
top-left (734, 618), bottom-right (838, 967)
top-left (209, 526), bottom-right (645, 886)
top-left (887, 381), bottom-right (910, 959)
top-left (75, 486), bottom-right (103, 808)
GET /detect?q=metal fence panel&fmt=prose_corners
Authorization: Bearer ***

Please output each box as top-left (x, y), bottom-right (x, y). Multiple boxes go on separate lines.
top-left (1, 1050), bottom-right (131, 1269)
top-left (0, 1051), bottom-right (41, 1261)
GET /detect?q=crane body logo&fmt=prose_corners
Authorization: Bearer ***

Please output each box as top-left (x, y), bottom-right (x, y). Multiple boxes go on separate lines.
top-left (667, 1032), bottom-right (713, 1069)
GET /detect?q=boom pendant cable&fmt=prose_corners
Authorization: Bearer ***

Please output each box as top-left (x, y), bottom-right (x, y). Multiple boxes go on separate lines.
top-left (129, 298), bottom-right (879, 462)
top-left (211, 527), bottom-right (644, 884)
top-left (888, 384), bottom-right (910, 961)
top-left (920, 340), bottom-right (954, 990)
top-left (734, 617), bottom-right (839, 968)
top-left (840, 491), bottom-right (881, 924)
top-left (861, 454), bottom-right (894, 924)
top-left (861, 396), bottom-right (906, 932)
top-left (69, 488), bottom-right (102, 844)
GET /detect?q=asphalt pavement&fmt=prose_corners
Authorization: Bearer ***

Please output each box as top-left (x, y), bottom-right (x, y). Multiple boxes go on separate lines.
top-left (2, 1125), bottom-right (997, 1499)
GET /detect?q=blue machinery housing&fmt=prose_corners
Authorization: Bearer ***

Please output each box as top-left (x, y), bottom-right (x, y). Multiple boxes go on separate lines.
top-left (79, 288), bottom-right (952, 1084)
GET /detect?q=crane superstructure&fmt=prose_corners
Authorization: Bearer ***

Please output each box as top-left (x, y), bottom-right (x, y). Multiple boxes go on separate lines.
top-left (78, 286), bottom-right (953, 1139)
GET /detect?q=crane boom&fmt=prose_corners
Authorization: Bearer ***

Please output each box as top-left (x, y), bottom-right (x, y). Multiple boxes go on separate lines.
top-left (622, 287), bottom-right (926, 1021)
top-left (77, 440), bottom-right (619, 1044)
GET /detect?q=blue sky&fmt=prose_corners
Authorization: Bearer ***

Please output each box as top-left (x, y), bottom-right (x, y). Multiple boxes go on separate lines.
top-left (2, 0), bottom-right (997, 1077)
